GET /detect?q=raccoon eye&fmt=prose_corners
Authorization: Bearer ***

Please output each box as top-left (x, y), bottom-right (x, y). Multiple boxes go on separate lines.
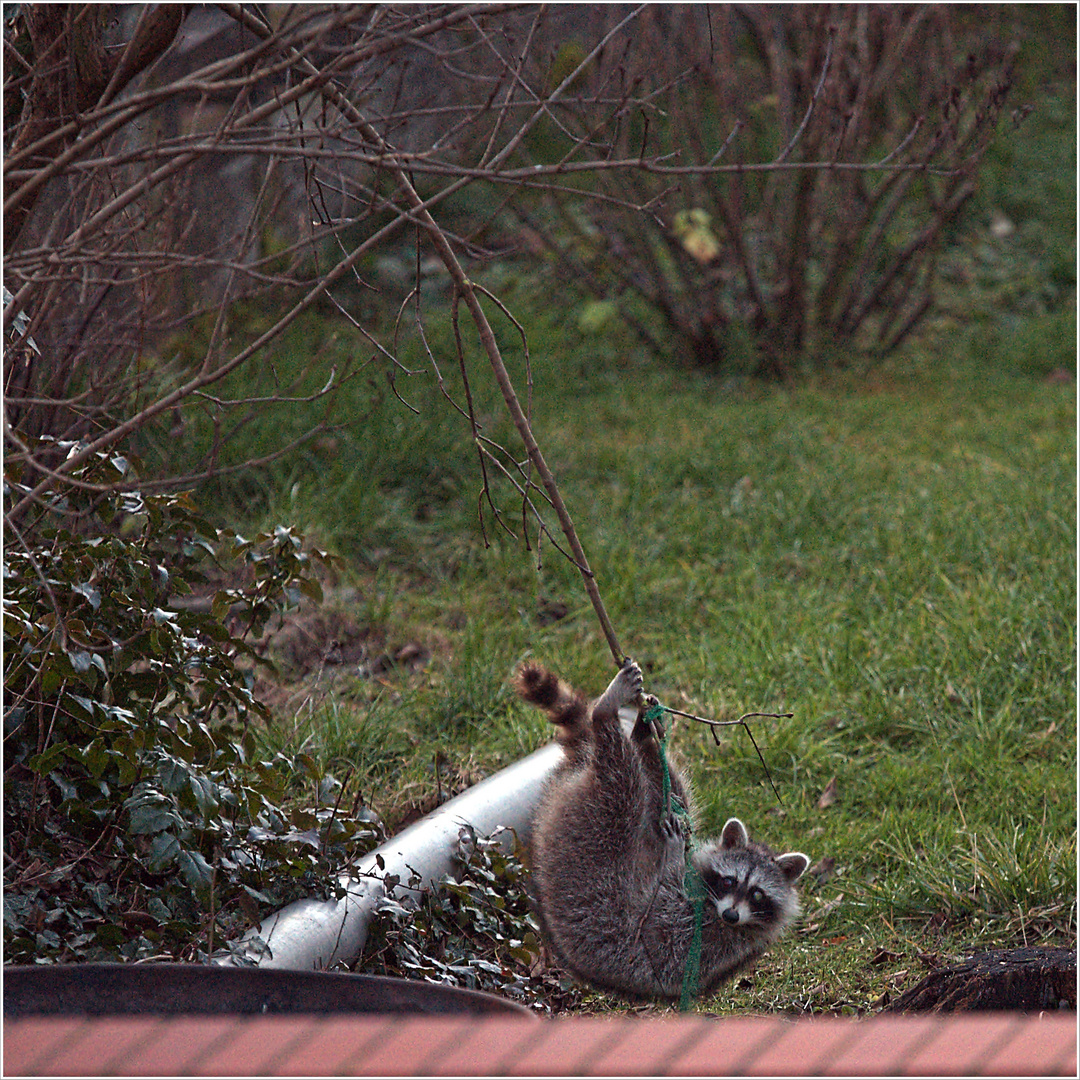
top-left (749, 887), bottom-right (766, 905)
top-left (716, 876), bottom-right (737, 893)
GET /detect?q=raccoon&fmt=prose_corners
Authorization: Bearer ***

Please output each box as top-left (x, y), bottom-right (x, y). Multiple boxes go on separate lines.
top-left (514, 657), bottom-right (810, 1002)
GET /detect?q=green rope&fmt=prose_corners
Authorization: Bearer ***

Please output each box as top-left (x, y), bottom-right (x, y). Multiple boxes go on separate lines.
top-left (646, 701), bottom-right (675, 811)
top-left (680, 863), bottom-right (706, 1012)
top-left (647, 702), bottom-right (705, 1011)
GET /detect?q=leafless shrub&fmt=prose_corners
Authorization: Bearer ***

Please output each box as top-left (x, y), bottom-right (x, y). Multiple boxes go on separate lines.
top-left (509, 5), bottom-right (1016, 376)
top-left (3, 4), bottom-right (510, 522)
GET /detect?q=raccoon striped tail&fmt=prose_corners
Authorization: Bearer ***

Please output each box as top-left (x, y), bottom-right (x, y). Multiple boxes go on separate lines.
top-left (513, 662), bottom-right (590, 747)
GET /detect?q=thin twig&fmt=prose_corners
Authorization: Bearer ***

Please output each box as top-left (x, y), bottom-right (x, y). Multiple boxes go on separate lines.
top-left (708, 120), bottom-right (744, 165)
top-left (662, 706), bottom-right (795, 727)
top-left (659, 705), bottom-right (793, 805)
top-left (774, 25), bottom-right (835, 163)
top-left (873, 116), bottom-right (924, 167)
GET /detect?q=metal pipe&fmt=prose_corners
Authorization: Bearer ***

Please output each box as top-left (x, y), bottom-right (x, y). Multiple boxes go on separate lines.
top-left (218, 742), bottom-right (564, 970)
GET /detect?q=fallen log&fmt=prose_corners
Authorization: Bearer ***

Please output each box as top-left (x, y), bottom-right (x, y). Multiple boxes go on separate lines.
top-left (884, 946), bottom-right (1076, 1013)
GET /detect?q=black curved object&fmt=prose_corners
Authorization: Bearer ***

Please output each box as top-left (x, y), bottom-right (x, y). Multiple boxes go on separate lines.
top-left (3, 963), bottom-right (535, 1020)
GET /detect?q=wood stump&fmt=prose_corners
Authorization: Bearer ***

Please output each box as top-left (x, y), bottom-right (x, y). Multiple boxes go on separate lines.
top-left (884, 947), bottom-right (1076, 1013)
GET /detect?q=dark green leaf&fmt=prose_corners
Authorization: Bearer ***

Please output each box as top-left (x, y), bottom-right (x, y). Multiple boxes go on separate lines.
top-left (148, 832), bottom-right (181, 872)
top-left (84, 739), bottom-right (109, 779)
top-left (189, 774), bottom-right (220, 819)
top-left (73, 583), bottom-right (101, 610)
top-left (28, 744), bottom-right (72, 775)
top-left (177, 848), bottom-right (214, 897)
top-left (298, 577), bottom-right (323, 604)
top-left (158, 757), bottom-right (190, 793)
top-left (126, 800), bottom-right (178, 835)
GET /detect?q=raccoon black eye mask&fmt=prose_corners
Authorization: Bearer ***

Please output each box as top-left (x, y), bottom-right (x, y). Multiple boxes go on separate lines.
top-left (515, 657), bottom-right (809, 1003)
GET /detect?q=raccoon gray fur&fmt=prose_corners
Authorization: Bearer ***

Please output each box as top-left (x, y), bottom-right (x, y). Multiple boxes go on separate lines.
top-left (514, 657), bottom-right (810, 1002)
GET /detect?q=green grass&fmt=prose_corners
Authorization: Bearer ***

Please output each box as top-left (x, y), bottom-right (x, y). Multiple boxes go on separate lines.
top-left (179, 301), bottom-right (1075, 1014)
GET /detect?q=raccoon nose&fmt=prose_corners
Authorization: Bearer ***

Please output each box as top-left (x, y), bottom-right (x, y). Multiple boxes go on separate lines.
top-left (721, 907), bottom-right (741, 925)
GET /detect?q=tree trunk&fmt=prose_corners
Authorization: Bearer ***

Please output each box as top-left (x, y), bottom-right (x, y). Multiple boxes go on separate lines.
top-left (5, 4), bottom-right (184, 251)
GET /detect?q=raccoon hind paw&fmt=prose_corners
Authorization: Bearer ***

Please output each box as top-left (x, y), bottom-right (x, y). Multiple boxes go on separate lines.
top-left (604, 658), bottom-right (643, 709)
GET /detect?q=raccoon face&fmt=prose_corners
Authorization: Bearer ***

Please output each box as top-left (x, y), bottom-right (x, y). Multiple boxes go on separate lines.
top-left (695, 817), bottom-right (809, 930)
top-left (701, 865), bottom-right (783, 927)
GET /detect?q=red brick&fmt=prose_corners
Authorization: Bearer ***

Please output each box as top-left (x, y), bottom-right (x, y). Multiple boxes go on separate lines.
top-left (821, 1014), bottom-right (946, 1076)
top-left (737, 1016), bottom-right (864, 1076)
top-left (905, 1013), bottom-right (1030, 1075)
top-left (269, 1015), bottom-right (402, 1075)
top-left (662, 1015), bottom-right (789, 1075)
top-left (4, 1018), bottom-right (90, 1076)
top-left (585, 1016), bottom-right (715, 1075)
top-left (19, 1016), bottom-right (164, 1077)
top-left (974, 1014), bottom-right (1077, 1077)
top-left (191, 1015), bottom-right (329, 1075)
top-left (7, 1008), bottom-right (1076, 1077)
top-left (501, 1016), bottom-right (629, 1075)
top-left (138, 1016), bottom-right (246, 1075)
top-left (332, 1016), bottom-right (474, 1076)
top-left (420, 1016), bottom-right (545, 1076)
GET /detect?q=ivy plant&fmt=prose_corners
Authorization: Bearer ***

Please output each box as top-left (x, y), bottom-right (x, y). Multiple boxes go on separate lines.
top-left (361, 825), bottom-right (590, 1012)
top-left (3, 441), bottom-right (381, 964)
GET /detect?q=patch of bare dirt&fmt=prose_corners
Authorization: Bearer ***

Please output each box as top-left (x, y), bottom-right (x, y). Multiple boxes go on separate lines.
top-left (243, 589), bottom-right (435, 715)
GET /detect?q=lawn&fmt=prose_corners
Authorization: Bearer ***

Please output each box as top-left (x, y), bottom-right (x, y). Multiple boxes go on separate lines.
top-left (201, 296), bottom-right (1074, 1013)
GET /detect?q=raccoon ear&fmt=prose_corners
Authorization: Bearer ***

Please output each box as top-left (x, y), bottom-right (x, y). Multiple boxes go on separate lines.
top-left (720, 818), bottom-right (749, 849)
top-left (777, 851), bottom-right (810, 883)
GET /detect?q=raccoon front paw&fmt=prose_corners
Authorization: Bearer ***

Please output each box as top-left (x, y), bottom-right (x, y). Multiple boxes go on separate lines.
top-left (658, 809), bottom-right (688, 846)
top-left (641, 694), bottom-right (665, 740)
